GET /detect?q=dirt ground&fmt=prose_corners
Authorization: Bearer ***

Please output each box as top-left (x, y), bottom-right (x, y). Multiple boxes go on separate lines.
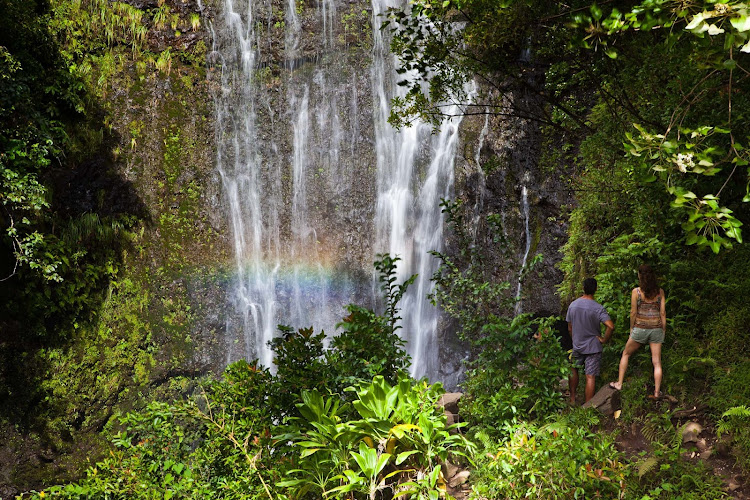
top-left (609, 397), bottom-right (750, 499)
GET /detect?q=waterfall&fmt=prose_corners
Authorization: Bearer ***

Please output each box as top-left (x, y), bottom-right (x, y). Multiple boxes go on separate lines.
top-left (470, 109), bottom-right (490, 241)
top-left (212, 0), bottom-right (468, 382)
top-left (514, 176), bottom-right (531, 316)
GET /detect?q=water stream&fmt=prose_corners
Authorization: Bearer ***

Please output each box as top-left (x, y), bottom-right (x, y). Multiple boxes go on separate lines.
top-left (212, 0), bottom-right (467, 381)
top-left (514, 176), bottom-right (531, 316)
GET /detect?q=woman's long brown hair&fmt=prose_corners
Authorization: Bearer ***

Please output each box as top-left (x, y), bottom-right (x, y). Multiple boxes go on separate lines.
top-left (638, 264), bottom-right (659, 299)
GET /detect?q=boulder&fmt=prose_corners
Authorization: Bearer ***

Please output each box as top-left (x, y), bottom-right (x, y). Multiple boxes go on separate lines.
top-left (681, 421), bottom-right (704, 444)
top-left (438, 393), bottom-right (462, 415)
top-left (442, 460), bottom-right (459, 480)
top-left (446, 412), bottom-right (458, 427)
top-left (448, 471), bottom-right (470, 488)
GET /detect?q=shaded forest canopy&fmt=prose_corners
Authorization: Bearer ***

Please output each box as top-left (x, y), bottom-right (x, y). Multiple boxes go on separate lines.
top-left (1, 0), bottom-right (750, 498)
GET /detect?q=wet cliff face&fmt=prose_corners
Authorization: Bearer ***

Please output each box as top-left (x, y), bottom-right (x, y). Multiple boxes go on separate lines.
top-left (209, 0), bottom-right (470, 383)
top-left (210, 0), bottom-right (380, 370)
top-left (454, 81), bottom-right (572, 319)
top-left (204, 0), bottom-right (571, 385)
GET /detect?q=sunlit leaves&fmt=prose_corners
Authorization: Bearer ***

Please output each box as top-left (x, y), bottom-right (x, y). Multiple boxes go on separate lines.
top-left (625, 124), bottom-right (747, 252)
top-left (280, 375), bottom-right (474, 499)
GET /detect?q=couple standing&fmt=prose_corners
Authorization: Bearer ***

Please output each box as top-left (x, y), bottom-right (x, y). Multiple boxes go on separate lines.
top-left (567, 264), bottom-right (666, 404)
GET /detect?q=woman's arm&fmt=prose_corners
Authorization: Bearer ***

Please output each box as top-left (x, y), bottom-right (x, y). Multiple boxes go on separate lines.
top-left (630, 288), bottom-right (638, 331)
top-left (660, 288), bottom-right (667, 333)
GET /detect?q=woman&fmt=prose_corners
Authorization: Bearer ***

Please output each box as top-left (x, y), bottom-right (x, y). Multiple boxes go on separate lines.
top-left (610, 264), bottom-right (666, 399)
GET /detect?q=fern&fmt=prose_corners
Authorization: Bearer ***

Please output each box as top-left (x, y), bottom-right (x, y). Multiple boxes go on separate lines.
top-left (721, 405), bottom-right (750, 418)
top-left (636, 456), bottom-right (660, 479)
top-left (717, 405), bottom-right (750, 437)
top-left (641, 412), bottom-right (674, 445)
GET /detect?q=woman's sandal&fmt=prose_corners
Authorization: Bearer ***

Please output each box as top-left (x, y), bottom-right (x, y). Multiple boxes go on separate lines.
top-left (647, 391), bottom-right (664, 401)
top-left (608, 382), bottom-right (621, 390)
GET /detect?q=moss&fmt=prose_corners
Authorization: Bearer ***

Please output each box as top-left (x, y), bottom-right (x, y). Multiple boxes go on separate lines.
top-left (529, 213), bottom-right (542, 257)
top-left (35, 275), bottom-right (154, 434)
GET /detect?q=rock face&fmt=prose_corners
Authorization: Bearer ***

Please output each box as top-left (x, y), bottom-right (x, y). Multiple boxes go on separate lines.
top-left (208, 0), bottom-right (484, 385)
top-left (453, 84), bottom-right (572, 319)
top-left (207, 0), bottom-right (573, 387)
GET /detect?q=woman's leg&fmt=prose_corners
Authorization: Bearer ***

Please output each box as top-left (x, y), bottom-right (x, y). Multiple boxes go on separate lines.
top-left (612, 338), bottom-right (642, 390)
top-left (650, 342), bottom-right (663, 397)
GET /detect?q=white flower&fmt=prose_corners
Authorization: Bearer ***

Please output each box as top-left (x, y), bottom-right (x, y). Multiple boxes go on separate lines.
top-left (674, 153), bottom-right (695, 173)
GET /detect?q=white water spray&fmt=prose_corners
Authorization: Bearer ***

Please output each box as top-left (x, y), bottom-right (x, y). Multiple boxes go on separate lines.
top-left (213, 0), bottom-right (470, 381)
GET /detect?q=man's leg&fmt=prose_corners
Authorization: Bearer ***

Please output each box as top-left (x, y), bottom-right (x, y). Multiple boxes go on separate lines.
top-left (585, 375), bottom-right (596, 402)
top-left (612, 338), bottom-right (642, 390)
top-left (650, 342), bottom-right (663, 397)
top-left (569, 366), bottom-right (579, 404)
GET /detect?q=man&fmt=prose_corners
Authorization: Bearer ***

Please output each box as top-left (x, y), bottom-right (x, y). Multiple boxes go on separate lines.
top-left (566, 278), bottom-right (614, 404)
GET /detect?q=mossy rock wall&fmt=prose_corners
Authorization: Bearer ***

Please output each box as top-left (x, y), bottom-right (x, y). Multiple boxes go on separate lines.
top-left (0, 0), bottom-right (232, 495)
top-left (453, 82), bottom-right (572, 319)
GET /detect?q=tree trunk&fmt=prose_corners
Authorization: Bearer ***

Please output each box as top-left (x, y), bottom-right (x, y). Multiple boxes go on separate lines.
top-left (582, 384), bottom-right (621, 415)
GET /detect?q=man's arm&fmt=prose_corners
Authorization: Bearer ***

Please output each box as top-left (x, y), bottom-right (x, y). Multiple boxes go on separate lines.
top-left (568, 322), bottom-right (573, 338)
top-left (600, 319), bottom-right (615, 343)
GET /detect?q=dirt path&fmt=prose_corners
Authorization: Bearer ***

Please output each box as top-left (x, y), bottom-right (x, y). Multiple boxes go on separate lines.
top-left (611, 400), bottom-right (749, 499)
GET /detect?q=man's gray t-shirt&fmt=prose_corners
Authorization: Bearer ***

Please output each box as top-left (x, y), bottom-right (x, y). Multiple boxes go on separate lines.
top-left (566, 297), bottom-right (611, 354)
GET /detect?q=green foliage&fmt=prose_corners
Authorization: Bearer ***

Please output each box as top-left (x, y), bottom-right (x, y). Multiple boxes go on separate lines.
top-left (717, 405), bottom-right (750, 438)
top-left (470, 410), bottom-right (628, 499)
top-left (270, 325), bottom-right (331, 418)
top-left (27, 371), bottom-right (473, 500)
top-left (278, 374), bottom-right (475, 500)
top-left (716, 404), bottom-right (750, 469)
top-left (630, 440), bottom-right (727, 500)
top-left (27, 368), bottom-right (277, 499)
top-left (459, 315), bottom-right (568, 431)
top-left (387, 1), bottom-right (750, 250)
top-left (327, 254), bottom-right (413, 390)
top-left (0, 0), bottom-right (86, 280)
top-left (329, 304), bottom-right (410, 390)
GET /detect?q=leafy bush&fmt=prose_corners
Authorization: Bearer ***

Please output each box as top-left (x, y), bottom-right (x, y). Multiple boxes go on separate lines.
top-left (277, 374), bottom-right (475, 500)
top-left (269, 254), bottom-right (413, 416)
top-left (326, 254), bottom-right (412, 392)
top-left (459, 315), bottom-right (568, 431)
top-left (269, 325), bottom-right (331, 418)
top-left (27, 365), bottom-right (279, 499)
top-left (469, 409), bottom-right (627, 499)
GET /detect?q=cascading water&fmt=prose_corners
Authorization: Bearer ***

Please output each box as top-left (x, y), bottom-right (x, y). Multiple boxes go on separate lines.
top-left (212, 0), bottom-right (468, 382)
top-left (514, 175), bottom-right (531, 316)
top-left (470, 109), bottom-right (490, 241)
top-left (370, 0), bottom-right (472, 381)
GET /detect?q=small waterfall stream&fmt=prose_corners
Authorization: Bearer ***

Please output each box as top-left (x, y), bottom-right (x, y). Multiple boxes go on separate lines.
top-left (514, 177), bottom-right (531, 316)
top-left (212, 0), bottom-right (468, 381)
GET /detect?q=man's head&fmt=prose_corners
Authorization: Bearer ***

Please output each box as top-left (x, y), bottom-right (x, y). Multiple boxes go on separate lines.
top-left (583, 278), bottom-right (598, 296)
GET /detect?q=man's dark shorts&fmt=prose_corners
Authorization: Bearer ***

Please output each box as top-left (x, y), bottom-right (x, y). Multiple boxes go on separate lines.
top-left (571, 351), bottom-right (601, 376)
